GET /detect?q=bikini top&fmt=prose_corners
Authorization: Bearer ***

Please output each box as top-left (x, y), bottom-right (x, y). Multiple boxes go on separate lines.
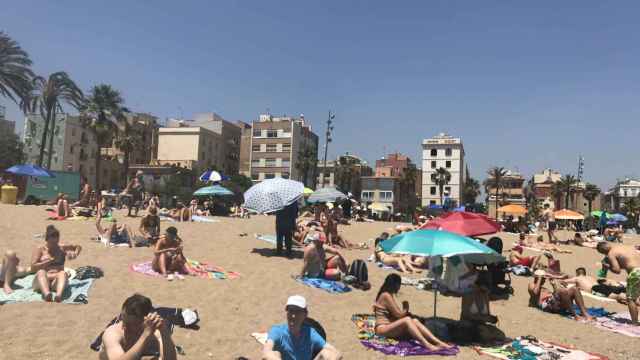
top-left (41, 247), bottom-right (66, 267)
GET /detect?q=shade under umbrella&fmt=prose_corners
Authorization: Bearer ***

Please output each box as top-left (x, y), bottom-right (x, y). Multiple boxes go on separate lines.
top-left (420, 211), bottom-right (501, 237)
top-left (199, 170), bottom-right (223, 182)
top-left (243, 178), bottom-right (304, 213)
top-left (193, 185), bottom-right (234, 196)
top-left (307, 187), bottom-right (347, 204)
top-left (553, 209), bottom-right (584, 220)
top-left (5, 164), bottom-right (55, 178)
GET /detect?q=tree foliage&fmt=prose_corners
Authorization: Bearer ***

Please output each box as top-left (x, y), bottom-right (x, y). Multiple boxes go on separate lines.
top-left (0, 130), bottom-right (25, 170)
top-left (0, 31), bottom-right (34, 105)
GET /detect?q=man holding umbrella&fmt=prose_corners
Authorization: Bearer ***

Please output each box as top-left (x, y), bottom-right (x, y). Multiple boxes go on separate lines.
top-left (276, 201), bottom-right (298, 257)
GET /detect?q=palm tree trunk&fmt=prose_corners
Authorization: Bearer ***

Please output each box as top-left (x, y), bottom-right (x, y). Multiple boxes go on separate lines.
top-left (588, 200), bottom-right (592, 214)
top-left (495, 188), bottom-right (499, 219)
top-left (122, 150), bottom-right (130, 188)
top-left (439, 184), bottom-right (443, 205)
top-left (95, 137), bottom-right (102, 190)
top-left (46, 107), bottom-right (57, 169)
top-left (37, 110), bottom-right (51, 167)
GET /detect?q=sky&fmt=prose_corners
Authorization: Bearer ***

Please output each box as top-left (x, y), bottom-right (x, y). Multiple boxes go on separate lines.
top-left (2, 1), bottom-right (640, 190)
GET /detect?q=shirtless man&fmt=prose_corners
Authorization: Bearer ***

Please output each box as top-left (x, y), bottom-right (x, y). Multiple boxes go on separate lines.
top-left (597, 242), bottom-right (640, 324)
top-left (542, 204), bottom-right (558, 244)
top-left (139, 207), bottom-right (161, 245)
top-left (562, 267), bottom-right (627, 304)
top-left (301, 232), bottom-right (348, 281)
top-left (528, 274), bottom-right (593, 321)
top-left (97, 217), bottom-right (134, 247)
top-left (100, 294), bottom-right (177, 360)
top-left (153, 227), bottom-right (188, 279)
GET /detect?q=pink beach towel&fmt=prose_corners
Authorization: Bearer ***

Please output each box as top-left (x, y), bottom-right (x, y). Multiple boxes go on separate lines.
top-left (593, 313), bottom-right (640, 338)
top-left (130, 260), bottom-right (240, 280)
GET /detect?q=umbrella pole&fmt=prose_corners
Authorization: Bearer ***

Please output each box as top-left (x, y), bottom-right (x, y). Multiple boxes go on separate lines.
top-left (433, 288), bottom-right (437, 318)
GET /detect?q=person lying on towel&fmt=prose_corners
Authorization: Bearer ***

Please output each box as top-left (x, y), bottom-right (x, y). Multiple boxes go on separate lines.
top-left (528, 271), bottom-right (593, 321)
top-left (561, 267), bottom-right (627, 304)
top-left (300, 232), bottom-right (348, 281)
top-left (100, 293), bottom-right (177, 360)
top-left (153, 227), bottom-right (188, 279)
top-left (263, 295), bottom-right (342, 360)
top-left (97, 217), bottom-right (134, 247)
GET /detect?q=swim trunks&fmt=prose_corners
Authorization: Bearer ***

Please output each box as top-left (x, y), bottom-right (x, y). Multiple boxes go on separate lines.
top-left (539, 293), bottom-right (559, 312)
top-left (627, 268), bottom-right (640, 301)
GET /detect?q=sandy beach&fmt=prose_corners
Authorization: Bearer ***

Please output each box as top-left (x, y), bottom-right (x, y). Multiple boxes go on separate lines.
top-left (0, 203), bottom-right (639, 359)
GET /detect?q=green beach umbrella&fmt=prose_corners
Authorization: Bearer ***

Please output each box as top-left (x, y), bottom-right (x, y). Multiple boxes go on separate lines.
top-left (193, 185), bottom-right (234, 196)
top-left (591, 211), bottom-right (609, 218)
top-left (381, 229), bottom-right (504, 317)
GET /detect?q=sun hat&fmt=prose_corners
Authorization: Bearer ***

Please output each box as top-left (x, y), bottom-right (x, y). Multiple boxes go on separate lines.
top-left (286, 295), bottom-right (307, 310)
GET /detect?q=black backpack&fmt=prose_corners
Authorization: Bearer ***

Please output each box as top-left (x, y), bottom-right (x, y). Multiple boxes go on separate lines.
top-left (348, 259), bottom-right (368, 284)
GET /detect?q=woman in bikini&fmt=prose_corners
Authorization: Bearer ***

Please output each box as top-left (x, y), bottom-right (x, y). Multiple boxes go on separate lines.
top-left (32, 225), bottom-right (82, 302)
top-left (55, 193), bottom-right (71, 218)
top-left (152, 227), bottom-right (188, 279)
top-left (373, 274), bottom-right (451, 351)
top-left (373, 237), bottom-right (421, 273)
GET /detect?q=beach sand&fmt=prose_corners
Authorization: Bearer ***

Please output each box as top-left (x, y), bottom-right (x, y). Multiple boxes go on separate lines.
top-left (0, 203), bottom-right (638, 359)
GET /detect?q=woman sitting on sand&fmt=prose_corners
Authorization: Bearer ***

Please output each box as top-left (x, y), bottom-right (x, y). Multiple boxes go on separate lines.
top-left (96, 217), bottom-right (134, 247)
top-left (54, 193), bottom-right (71, 218)
top-left (32, 225), bottom-right (82, 302)
top-left (374, 236), bottom-right (421, 273)
top-left (373, 274), bottom-right (452, 351)
top-left (152, 227), bottom-right (188, 279)
top-left (97, 195), bottom-right (112, 219)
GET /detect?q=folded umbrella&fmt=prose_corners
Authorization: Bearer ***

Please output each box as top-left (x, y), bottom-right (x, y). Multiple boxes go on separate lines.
top-left (243, 178), bottom-right (304, 213)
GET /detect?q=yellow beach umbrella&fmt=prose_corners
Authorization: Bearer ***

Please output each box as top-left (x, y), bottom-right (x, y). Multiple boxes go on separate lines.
top-left (369, 203), bottom-right (391, 212)
top-left (553, 209), bottom-right (584, 220)
top-left (497, 204), bottom-right (527, 215)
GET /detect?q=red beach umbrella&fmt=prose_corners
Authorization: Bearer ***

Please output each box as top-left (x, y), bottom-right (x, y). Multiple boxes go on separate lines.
top-left (420, 211), bottom-right (501, 237)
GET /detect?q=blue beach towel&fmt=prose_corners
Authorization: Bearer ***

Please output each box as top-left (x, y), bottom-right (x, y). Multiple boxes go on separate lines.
top-left (296, 277), bottom-right (351, 294)
top-left (571, 305), bottom-right (611, 318)
top-left (0, 274), bottom-right (95, 305)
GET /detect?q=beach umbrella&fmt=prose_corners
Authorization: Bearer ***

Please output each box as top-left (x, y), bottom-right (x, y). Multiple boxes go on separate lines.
top-left (610, 213), bottom-right (628, 222)
top-left (243, 178), bottom-right (304, 214)
top-left (381, 229), bottom-right (504, 317)
top-left (420, 211), bottom-right (501, 236)
top-left (307, 187), bottom-right (347, 204)
top-left (369, 203), bottom-right (391, 212)
top-left (193, 185), bottom-right (234, 196)
top-left (303, 187), bottom-right (314, 197)
top-left (199, 170), bottom-right (223, 182)
top-left (497, 204), bottom-right (527, 215)
top-left (5, 164), bottom-right (55, 178)
top-left (553, 209), bottom-right (585, 220)
top-left (591, 210), bottom-right (608, 218)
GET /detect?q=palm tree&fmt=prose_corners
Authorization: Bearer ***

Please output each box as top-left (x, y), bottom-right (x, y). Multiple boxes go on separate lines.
top-left (583, 183), bottom-right (601, 214)
top-left (80, 84), bottom-right (124, 189)
top-left (400, 166), bottom-right (418, 212)
top-left (113, 109), bottom-right (145, 186)
top-left (485, 166), bottom-right (507, 219)
top-left (623, 197), bottom-right (640, 230)
top-left (295, 147), bottom-right (317, 187)
top-left (0, 31), bottom-right (34, 105)
top-left (462, 176), bottom-right (480, 205)
top-left (22, 72), bottom-right (84, 168)
top-left (557, 175), bottom-right (578, 209)
top-left (434, 167), bottom-right (451, 205)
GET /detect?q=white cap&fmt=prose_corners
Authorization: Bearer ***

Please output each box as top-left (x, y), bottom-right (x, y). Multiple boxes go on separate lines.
top-left (286, 295), bottom-right (307, 309)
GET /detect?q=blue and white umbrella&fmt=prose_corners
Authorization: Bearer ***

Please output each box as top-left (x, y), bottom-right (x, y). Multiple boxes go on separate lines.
top-left (609, 213), bottom-right (628, 223)
top-left (5, 164), bottom-right (55, 178)
top-left (243, 178), bottom-right (304, 213)
top-left (307, 187), bottom-right (347, 204)
top-left (199, 170), bottom-right (223, 182)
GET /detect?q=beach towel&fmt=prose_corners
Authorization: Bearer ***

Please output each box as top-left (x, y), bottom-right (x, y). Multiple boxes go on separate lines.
top-left (351, 314), bottom-right (459, 356)
top-left (592, 312), bottom-right (640, 338)
top-left (295, 277), bottom-right (351, 294)
top-left (130, 260), bottom-right (240, 280)
top-left (159, 216), bottom-right (176, 222)
top-left (475, 338), bottom-right (608, 360)
top-left (580, 291), bottom-right (616, 303)
top-left (255, 234), bottom-right (277, 245)
top-left (251, 332), bottom-right (268, 345)
top-left (46, 211), bottom-right (66, 220)
top-left (191, 215), bottom-right (219, 223)
top-left (0, 274), bottom-right (94, 305)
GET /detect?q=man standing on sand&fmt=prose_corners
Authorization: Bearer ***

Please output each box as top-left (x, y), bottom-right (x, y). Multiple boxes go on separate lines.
top-left (597, 242), bottom-right (640, 324)
top-left (100, 293), bottom-right (177, 360)
top-left (542, 204), bottom-right (558, 244)
top-left (276, 202), bottom-right (298, 257)
top-left (262, 295), bottom-right (342, 360)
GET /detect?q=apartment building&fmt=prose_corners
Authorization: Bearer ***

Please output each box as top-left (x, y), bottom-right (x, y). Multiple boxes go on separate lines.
top-left (486, 169), bottom-right (526, 217)
top-left (375, 153), bottom-right (413, 177)
top-left (421, 133), bottom-right (465, 206)
top-left (156, 127), bottom-right (223, 170)
top-left (604, 178), bottom-right (640, 211)
top-left (245, 114), bottom-right (319, 185)
top-left (316, 152), bottom-right (372, 196)
top-left (22, 113), bottom-right (98, 187)
top-left (361, 176), bottom-right (401, 216)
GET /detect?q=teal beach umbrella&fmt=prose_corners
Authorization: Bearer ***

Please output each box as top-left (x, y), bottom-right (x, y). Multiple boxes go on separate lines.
top-left (193, 185), bottom-right (234, 196)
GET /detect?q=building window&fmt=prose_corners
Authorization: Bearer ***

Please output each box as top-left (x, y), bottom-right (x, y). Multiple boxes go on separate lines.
top-left (430, 149), bottom-right (437, 157)
top-left (265, 158), bottom-right (276, 167)
top-left (253, 129), bottom-right (262, 137)
top-left (265, 173), bottom-right (275, 179)
top-left (281, 173), bottom-right (290, 179)
top-left (623, 189), bottom-right (628, 197)
top-left (281, 160), bottom-right (291, 168)
top-left (252, 144), bottom-right (261, 152)
top-left (251, 160), bottom-right (260, 167)
top-left (267, 130), bottom-right (278, 138)
top-left (445, 148), bottom-right (452, 156)
top-left (282, 143), bottom-right (291, 152)
top-left (251, 173), bottom-right (259, 180)
top-left (430, 186), bottom-right (436, 195)
top-left (380, 191), bottom-right (393, 201)
top-left (362, 191), bottom-right (374, 200)
top-left (431, 161), bottom-right (436, 169)
top-left (266, 144), bottom-right (277, 152)
top-left (430, 200), bottom-right (436, 205)
top-left (430, 174), bottom-right (436, 181)
top-left (70, 145), bottom-right (74, 154)
top-left (445, 186), bottom-right (451, 193)
top-left (445, 161), bottom-right (451, 168)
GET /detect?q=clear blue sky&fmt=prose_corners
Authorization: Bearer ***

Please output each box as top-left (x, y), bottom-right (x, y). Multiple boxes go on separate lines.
top-left (2, 1), bottom-right (639, 190)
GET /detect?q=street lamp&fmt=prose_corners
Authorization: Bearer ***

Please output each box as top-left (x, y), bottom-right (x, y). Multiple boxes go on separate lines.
top-left (322, 110), bottom-right (335, 187)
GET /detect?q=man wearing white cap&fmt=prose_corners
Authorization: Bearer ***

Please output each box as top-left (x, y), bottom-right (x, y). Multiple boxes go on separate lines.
top-left (262, 295), bottom-right (341, 360)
